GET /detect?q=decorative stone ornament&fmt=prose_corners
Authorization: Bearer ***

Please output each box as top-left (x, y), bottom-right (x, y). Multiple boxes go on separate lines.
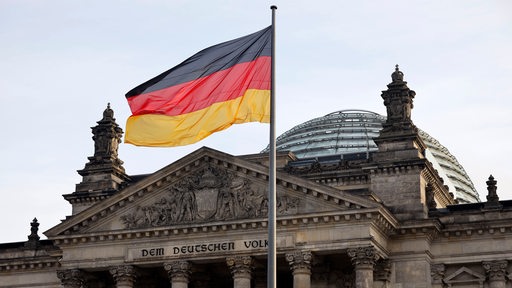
top-left (286, 251), bottom-right (313, 288)
top-left (484, 175), bottom-right (502, 209)
top-left (24, 218), bottom-right (40, 250)
top-left (482, 260), bottom-right (508, 281)
top-left (226, 256), bottom-right (253, 288)
top-left (285, 250), bottom-right (313, 273)
top-left (380, 65), bottom-right (417, 134)
top-left (347, 246), bottom-right (378, 267)
top-left (109, 265), bottom-right (137, 286)
top-left (226, 256), bottom-right (253, 277)
top-left (426, 183), bottom-right (437, 210)
top-left (347, 247), bottom-right (379, 288)
top-left (164, 261), bottom-right (192, 284)
top-left (57, 269), bottom-right (87, 288)
top-left (121, 164), bottom-right (299, 228)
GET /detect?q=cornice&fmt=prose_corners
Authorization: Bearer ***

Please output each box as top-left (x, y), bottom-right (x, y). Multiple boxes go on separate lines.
top-left (0, 256), bottom-right (60, 273)
top-left (439, 223), bottom-right (512, 239)
top-left (390, 215), bottom-right (512, 241)
top-left (63, 191), bottom-right (115, 204)
top-left (49, 208), bottom-right (397, 246)
top-left (362, 159), bottom-right (426, 175)
top-left (391, 219), bottom-right (443, 241)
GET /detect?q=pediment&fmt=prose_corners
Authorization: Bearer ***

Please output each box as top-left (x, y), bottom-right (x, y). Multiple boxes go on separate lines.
top-left (444, 266), bottom-right (485, 284)
top-left (45, 147), bottom-right (381, 238)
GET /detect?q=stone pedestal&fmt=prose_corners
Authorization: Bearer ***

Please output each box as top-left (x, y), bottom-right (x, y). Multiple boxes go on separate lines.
top-left (165, 261), bottom-right (191, 288)
top-left (57, 269), bottom-right (87, 288)
top-left (286, 250), bottom-right (312, 288)
top-left (110, 265), bottom-right (137, 288)
top-left (347, 247), bottom-right (377, 288)
top-left (483, 260), bottom-right (508, 288)
top-left (227, 256), bottom-right (253, 288)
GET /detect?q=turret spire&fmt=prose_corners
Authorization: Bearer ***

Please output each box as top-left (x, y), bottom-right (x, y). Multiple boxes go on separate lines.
top-left (484, 175), bottom-right (501, 209)
top-left (24, 218), bottom-right (40, 249)
top-left (391, 64), bottom-right (404, 82)
top-left (379, 65), bottom-right (417, 134)
top-left (92, 103), bottom-right (122, 160)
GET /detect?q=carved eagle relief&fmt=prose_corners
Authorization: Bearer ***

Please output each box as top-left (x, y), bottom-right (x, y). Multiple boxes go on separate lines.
top-left (121, 165), bottom-right (299, 229)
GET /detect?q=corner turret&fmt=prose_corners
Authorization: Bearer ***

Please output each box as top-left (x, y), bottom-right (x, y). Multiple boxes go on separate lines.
top-left (373, 65), bottom-right (426, 162)
top-left (63, 104), bottom-right (130, 215)
top-left (377, 65), bottom-right (419, 139)
top-left (366, 66), bottom-right (455, 220)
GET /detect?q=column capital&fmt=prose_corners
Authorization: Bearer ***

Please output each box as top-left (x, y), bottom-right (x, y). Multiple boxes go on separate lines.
top-left (226, 255), bottom-right (253, 278)
top-left (164, 260), bottom-right (191, 283)
top-left (483, 260), bottom-right (508, 281)
top-left (110, 265), bottom-right (138, 286)
top-left (347, 246), bottom-right (378, 268)
top-left (57, 268), bottom-right (87, 288)
top-left (286, 250), bottom-right (313, 275)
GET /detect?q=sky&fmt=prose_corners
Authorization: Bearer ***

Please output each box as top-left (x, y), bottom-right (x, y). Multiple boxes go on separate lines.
top-left (0, 0), bottom-right (511, 243)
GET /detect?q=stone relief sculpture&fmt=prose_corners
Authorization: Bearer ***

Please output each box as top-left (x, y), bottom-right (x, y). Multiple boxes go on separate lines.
top-left (121, 165), bottom-right (299, 228)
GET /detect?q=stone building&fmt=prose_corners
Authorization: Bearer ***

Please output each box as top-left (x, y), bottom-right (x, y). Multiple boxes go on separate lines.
top-left (1, 67), bottom-right (511, 287)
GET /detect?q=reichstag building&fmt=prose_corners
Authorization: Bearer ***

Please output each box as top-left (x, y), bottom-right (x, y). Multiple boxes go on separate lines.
top-left (1, 67), bottom-right (511, 288)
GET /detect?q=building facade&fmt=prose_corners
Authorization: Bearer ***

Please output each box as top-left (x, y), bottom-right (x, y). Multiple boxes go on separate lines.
top-left (1, 67), bottom-right (511, 288)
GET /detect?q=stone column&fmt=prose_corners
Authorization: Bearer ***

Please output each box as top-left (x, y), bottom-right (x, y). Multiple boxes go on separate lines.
top-left (57, 269), bottom-right (87, 288)
top-left (430, 264), bottom-right (445, 288)
top-left (285, 250), bottom-right (312, 288)
top-left (483, 260), bottom-right (508, 288)
top-left (164, 261), bottom-right (192, 288)
top-left (226, 256), bottom-right (253, 288)
top-left (347, 247), bottom-right (377, 288)
top-left (110, 265), bottom-right (138, 288)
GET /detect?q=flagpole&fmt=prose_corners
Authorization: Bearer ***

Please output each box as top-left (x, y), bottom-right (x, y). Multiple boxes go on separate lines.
top-left (268, 5), bottom-right (277, 288)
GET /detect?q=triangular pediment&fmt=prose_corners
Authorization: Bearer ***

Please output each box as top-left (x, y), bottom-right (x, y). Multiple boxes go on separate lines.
top-left (45, 147), bottom-right (382, 238)
top-left (444, 266), bottom-right (485, 284)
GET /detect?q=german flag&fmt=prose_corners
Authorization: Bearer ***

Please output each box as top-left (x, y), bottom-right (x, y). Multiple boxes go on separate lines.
top-left (125, 26), bottom-right (272, 147)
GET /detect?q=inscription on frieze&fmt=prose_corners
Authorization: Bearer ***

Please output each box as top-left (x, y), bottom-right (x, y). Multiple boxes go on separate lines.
top-left (121, 165), bottom-right (299, 228)
top-left (127, 238), bottom-right (273, 261)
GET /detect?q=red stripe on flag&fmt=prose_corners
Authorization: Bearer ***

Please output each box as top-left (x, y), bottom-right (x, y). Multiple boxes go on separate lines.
top-left (128, 56), bottom-right (270, 117)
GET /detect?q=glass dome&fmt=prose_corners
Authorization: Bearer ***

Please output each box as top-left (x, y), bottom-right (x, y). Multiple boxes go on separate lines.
top-left (263, 109), bottom-right (480, 203)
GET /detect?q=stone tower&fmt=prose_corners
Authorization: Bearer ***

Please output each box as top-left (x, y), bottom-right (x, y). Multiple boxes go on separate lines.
top-left (366, 66), bottom-right (455, 220)
top-left (63, 104), bottom-right (130, 214)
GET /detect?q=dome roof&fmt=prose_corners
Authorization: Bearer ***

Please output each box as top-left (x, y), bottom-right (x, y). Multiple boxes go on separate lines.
top-left (264, 109), bottom-right (480, 203)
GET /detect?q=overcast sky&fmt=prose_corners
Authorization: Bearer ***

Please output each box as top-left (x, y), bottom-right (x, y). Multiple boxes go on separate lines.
top-left (1, 0), bottom-right (511, 243)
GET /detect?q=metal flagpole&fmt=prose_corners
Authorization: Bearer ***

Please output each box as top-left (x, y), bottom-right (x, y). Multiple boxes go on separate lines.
top-left (268, 5), bottom-right (277, 288)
